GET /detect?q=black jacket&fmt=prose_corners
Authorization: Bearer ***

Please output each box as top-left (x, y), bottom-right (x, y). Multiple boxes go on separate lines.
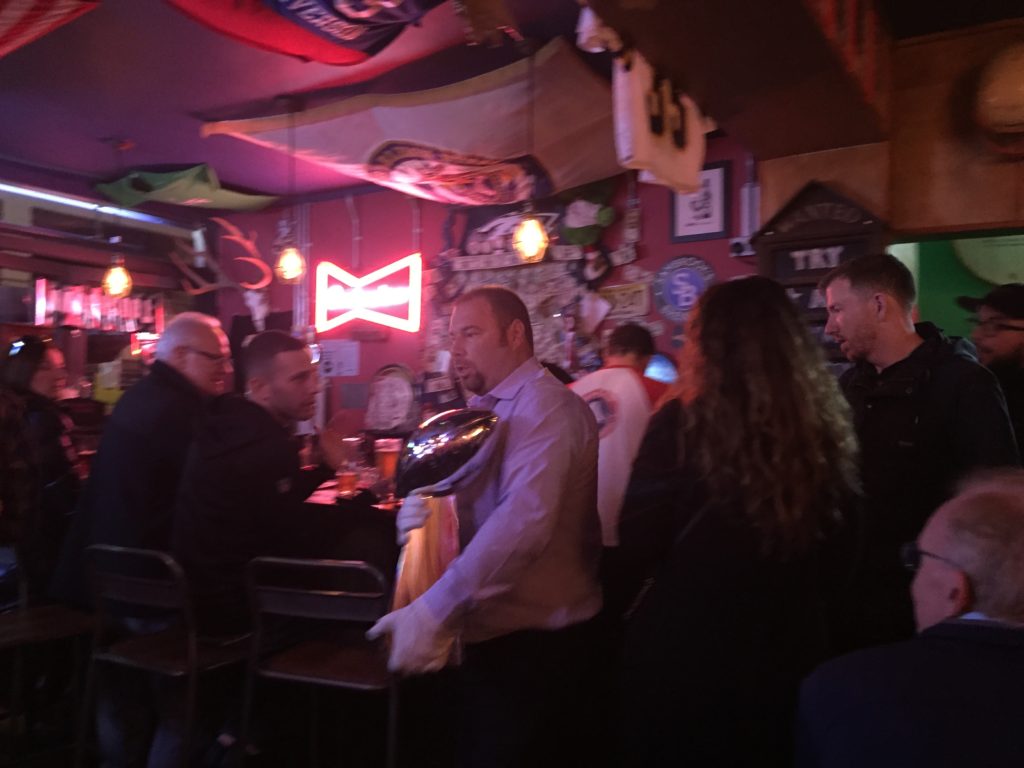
top-left (992, 363), bottom-right (1024, 459)
top-left (837, 323), bottom-right (1019, 644)
top-left (797, 620), bottom-right (1024, 768)
top-left (51, 361), bottom-right (206, 606)
top-left (18, 390), bottom-right (79, 598)
top-left (171, 395), bottom-right (334, 636)
top-left (617, 400), bottom-right (849, 768)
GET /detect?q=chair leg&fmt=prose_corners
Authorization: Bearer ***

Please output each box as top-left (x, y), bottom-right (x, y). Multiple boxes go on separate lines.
top-left (236, 646), bottom-right (263, 768)
top-left (386, 681), bottom-right (399, 768)
top-left (74, 656), bottom-right (98, 768)
top-left (181, 673), bottom-right (197, 768)
top-left (308, 687), bottom-right (319, 768)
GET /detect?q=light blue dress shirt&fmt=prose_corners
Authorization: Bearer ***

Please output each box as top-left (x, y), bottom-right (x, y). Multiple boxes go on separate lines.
top-left (420, 358), bottom-right (603, 643)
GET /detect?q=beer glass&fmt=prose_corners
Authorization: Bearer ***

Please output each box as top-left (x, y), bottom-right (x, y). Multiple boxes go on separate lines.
top-left (374, 438), bottom-right (402, 501)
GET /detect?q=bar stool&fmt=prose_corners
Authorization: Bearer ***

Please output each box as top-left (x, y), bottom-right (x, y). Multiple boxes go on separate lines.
top-left (76, 545), bottom-right (248, 768)
top-left (239, 557), bottom-right (398, 768)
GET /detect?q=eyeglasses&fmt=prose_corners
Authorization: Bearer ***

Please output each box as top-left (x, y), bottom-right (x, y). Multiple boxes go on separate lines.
top-left (967, 318), bottom-right (1024, 336)
top-left (185, 346), bottom-right (230, 364)
top-left (900, 541), bottom-right (963, 572)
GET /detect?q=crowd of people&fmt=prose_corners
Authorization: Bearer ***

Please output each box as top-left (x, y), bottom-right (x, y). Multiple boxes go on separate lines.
top-left (0, 253), bottom-right (1022, 767)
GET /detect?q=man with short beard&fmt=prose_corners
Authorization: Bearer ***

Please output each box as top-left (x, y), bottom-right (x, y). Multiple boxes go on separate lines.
top-left (368, 286), bottom-right (603, 768)
top-left (957, 283), bottom-right (1024, 457)
top-left (821, 253), bottom-right (1019, 648)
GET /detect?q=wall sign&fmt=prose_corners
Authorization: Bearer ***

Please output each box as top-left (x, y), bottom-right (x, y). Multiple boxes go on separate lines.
top-left (670, 161), bottom-right (731, 243)
top-left (753, 182), bottom-right (887, 363)
top-left (599, 282), bottom-right (651, 319)
top-left (315, 253), bottom-right (422, 333)
top-left (653, 256), bottom-right (715, 322)
top-left (319, 339), bottom-right (360, 377)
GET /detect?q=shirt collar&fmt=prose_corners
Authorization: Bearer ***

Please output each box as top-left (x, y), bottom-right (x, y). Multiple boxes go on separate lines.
top-left (470, 357), bottom-right (542, 406)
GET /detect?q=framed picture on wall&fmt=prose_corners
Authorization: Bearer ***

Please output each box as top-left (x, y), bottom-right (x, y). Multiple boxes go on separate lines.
top-left (669, 161), bottom-right (731, 243)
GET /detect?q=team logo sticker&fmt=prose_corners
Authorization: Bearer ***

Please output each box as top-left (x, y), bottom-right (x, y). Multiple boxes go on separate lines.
top-left (653, 256), bottom-right (715, 323)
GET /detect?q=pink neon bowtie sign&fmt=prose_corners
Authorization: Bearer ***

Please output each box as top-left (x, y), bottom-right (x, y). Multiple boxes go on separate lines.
top-left (314, 253), bottom-right (423, 333)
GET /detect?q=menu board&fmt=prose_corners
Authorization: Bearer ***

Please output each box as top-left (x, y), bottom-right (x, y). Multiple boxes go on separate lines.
top-left (753, 182), bottom-right (886, 364)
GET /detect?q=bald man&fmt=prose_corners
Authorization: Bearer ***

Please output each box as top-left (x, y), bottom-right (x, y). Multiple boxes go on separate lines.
top-left (52, 312), bottom-right (232, 602)
top-left (797, 469), bottom-right (1024, 768)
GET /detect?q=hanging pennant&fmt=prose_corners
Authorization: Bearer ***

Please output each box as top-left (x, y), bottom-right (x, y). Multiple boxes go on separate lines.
top-left (203, 39), bottom-right (621, 205)
top-left (0, 1), bottom-right (98, 60)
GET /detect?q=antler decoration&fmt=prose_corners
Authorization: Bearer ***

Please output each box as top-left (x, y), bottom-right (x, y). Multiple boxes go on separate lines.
top-left (169, 217), bottom-right (274, 296)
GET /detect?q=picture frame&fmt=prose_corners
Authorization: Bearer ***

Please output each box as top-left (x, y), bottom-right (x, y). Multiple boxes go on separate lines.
top-left (669, 161), bottom-right (731, 243)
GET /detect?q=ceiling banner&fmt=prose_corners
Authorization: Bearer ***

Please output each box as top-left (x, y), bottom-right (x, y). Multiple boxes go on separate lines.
top-left (0, 0), bottom-right (98, 60)
top-left (96, 165), bottom-right (276, 211)
top-left (266, 0), bottom-right (446, 56)
top-left (202, 38), bottom-right (621, 206)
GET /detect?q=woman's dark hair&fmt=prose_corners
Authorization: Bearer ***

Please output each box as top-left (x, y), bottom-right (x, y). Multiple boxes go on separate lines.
top-left (673, 277), bottom-right (859, 557)
top-left (3, 335), bottom-right (51, 392)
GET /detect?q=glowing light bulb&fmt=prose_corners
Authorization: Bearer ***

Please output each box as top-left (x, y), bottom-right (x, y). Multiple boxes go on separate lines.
top-left (102, 258), bottom-right (132, 299)
top-left (275, 246), bottom-right (306, 284)
top-left (513, 215), bottom-right (548, 263)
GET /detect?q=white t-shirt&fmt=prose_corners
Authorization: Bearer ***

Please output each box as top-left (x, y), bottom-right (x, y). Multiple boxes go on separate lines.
top-left (571, 366), bottom-right (654, 546)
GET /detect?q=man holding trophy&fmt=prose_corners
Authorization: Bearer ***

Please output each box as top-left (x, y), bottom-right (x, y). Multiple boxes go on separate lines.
top-left (368, 286), bottom-right (603, 767)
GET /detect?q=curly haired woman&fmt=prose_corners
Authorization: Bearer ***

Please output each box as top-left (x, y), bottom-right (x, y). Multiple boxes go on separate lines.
top-left (617, 276), bottom-right (860, 767)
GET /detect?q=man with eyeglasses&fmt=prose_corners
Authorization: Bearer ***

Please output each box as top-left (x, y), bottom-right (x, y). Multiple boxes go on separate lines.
top-left (51, 311), bottom-right (233, 768)
top-left (796, 469), bottom-right (1024, 768)
top-left (957, 283), bottom-right (1024, 457)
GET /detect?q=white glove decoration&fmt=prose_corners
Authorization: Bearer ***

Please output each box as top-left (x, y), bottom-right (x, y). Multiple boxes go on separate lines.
top-left (365, 598), bottom-right (454, 675)
top-left (395, 486), bottom-right (439, 545)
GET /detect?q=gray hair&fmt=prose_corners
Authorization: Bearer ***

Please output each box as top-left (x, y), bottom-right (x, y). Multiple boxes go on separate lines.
top-left (155, 312), bottom-right (223, 361)
top-left (945, 469), bottom-right (1024, 623)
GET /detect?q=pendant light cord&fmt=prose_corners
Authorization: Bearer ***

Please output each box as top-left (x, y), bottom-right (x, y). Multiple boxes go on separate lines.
top-left (288, 99), bottom-right (298, 241)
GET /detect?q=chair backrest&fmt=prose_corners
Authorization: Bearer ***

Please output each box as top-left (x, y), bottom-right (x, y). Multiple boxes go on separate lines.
top-left (247, 557), bottom-right (389, 626)
top-left (85, 544), bottom-right (191, 622)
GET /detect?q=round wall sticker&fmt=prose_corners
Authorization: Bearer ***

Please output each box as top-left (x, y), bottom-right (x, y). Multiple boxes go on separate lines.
top-left (653, 256), bottom-right (716, 323)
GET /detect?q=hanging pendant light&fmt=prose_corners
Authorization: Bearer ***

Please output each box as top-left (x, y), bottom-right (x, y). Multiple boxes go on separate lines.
top-left (513, 208), bottom-right (548, 263)
top-left (102, 255), bottom-right (132, 298)
top-left (513, 43), bottom-right (549, 263)
top-left (275, 244), bottom-right (306, 284)
top-left (274, 97), bottom-right (306, 284)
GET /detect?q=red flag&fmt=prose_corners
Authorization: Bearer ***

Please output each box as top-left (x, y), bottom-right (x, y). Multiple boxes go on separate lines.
top-left (0, 0), bottom-right (98, 59)
top-left (165, 0), bottom-right (369, 66)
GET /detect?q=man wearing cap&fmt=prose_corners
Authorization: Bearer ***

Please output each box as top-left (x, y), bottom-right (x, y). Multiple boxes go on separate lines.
top-left (958, 284), bottom-right (1024, 457)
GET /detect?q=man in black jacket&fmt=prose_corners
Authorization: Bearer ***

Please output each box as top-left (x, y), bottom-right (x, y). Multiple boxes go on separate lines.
top-left (821, 254), bottom-right (1019, 646)
top-left (797, 469), bottom-right (1024, 768)
top-left (49, 311), bottom-right (232, 768)
top-left (957, 283), bottom-right (1024, 458)
top-left (51, 312), bottom-right (232, 605)
top-left (172, 330), bottom-right (345, 637)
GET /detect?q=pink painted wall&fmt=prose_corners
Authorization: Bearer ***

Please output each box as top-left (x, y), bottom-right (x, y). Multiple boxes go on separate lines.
top-left (216, 134), bottom-right (756, 423)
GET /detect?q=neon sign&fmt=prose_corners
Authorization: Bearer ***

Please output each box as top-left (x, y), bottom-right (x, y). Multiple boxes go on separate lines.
top-left (314, 253), bottom-right (422, 333)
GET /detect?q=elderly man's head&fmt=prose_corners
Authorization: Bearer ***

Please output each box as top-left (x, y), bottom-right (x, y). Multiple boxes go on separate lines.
top-left (910, 469), bottom-right (1024, 631)
top-left (155, 312), bottom-right (231, 397)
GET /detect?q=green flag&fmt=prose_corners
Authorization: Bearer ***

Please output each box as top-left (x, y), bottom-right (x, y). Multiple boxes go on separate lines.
top-left (97, 165), bottom-right (276, 211)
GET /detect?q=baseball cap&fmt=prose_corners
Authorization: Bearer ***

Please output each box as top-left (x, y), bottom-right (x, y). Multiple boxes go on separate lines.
top-left (956, 283), bottom-right (1024, 319)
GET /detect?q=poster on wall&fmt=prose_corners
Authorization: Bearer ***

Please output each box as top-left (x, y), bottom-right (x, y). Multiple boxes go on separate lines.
top-left (599, 282), bottom-right (651, 320)
top-left (653, 256), bottom-right (716, 323)
top-left (670, 161), bottom-right (730, 243)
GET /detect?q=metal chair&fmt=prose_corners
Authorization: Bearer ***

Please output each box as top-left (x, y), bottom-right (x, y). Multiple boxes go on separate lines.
top-left (0, 584), bottom-right (93, 766)
top-left (76, 545), bottom-right (248, 768)
top-left (0, 548), bottom-right (92, 765)
top-left (239, 557), bottom-right (398, 768)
